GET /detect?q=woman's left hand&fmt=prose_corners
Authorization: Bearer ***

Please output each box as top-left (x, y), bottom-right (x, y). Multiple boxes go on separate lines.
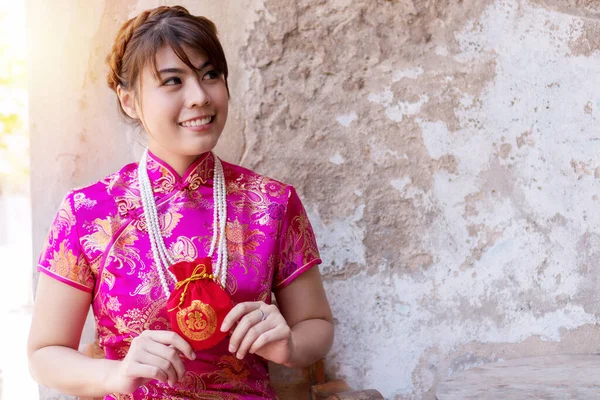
top-left (220, 301), bottom-right (293, 365)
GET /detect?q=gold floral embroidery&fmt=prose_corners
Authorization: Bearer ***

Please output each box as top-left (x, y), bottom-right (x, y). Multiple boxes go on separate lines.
top-left (260, 178), bottom-right (286, 198)
top-left (159, 208), bottom-right (183, 238)
top-left (187, 167), bottom-right (209, 191)
top-left (83, 219), bottom-right (140, 275)
top-left (73, 192), bottom-right (97, 211)
top-left (48, 239), bottom-right (93, 287)
top-left (129, 269), bottom-right (159, 297)
top-left (113, 299), bottom-right (169, 338)
top-left (146, 152), bottom-right (212, 195)
top-left (208, 354), bottom-right (252, 392)
top-left (85, 250), bottom-right (102, 276)
top-left (225, 219), bottom-right (266, 276)
top-left (178, 371), bottom-right (207, 392)
top-left (226, 219), bottom-right (265, 255)
top-left (140, 370), bottom-right (240, 399)
top-left (275, 210), bottom-right (321, 286)
top-left (225, 270), bottom-right (238, 295)
top-left (48, 195), bottom-right (77, 247)
top-left (147, 156), bottom-right (176, 195)
top-left (101, 267), bottom-right (116, 291)
top-left (101, 169), bottom-right (134, 194)
top-left (83, 215), bottom-right (121, 251)
top-left (228, 177), bottom-right (283, 226)
top-left (134, 202), bottom-right (184, 239)
top-left (111, 393), bottom-right (133, 400)
top-left (183, 190), bottom-right (211, 211)
top-left (237, 173), bottom-right (262, 189)
top-left (170, 236), bottom-right (200, 261)
top-left (289, 214), bottom-right (320, 265)
top-left (115, 194), bottom-right (141, 218)
top-left (105, 295), bottom-right (121, 312)
top-left (197, 353), bottom-right (278, 398)
top-left (256, 254), bottom-right (278, 302)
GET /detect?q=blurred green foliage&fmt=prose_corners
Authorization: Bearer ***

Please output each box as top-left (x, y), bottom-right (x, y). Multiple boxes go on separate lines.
top-left (0, 5), bottom-right (29, 193)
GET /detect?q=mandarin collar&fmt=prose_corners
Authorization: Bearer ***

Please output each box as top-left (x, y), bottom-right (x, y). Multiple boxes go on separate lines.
top-left (144, 150), bottom-right (214, 194)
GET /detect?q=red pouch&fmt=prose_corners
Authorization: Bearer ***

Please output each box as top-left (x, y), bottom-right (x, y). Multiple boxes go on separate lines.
top-left (166, 257), bottom-right (233, 350)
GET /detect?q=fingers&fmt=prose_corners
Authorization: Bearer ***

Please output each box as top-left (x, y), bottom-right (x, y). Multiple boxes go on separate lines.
top-left (135, 351), bottom-right (179, 387)
top-left (221, 301), bottom-right (262, 332)
top-left (248, 324), bottom-right (291, 355)
top-left (233, 315), bottom-right (273, 359)
top-left (127, 362), bottom-right (169, 384)
top-left (144, 340), bottom-right (186, 385)
top-left (123, 330), bottom-right (195, 389)
top-left (221, 302), bottom-right (292, 360)
top-left (228, 307), bottom-right (266, 355)
top-left (142, 330), bottom-right (196, 360)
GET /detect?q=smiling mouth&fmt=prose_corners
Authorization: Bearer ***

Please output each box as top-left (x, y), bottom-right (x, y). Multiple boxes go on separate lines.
top-left (179, 116), bottom-right (214, 128)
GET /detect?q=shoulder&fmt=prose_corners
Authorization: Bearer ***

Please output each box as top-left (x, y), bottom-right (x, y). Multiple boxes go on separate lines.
top-left (60, 161), bottom-right (139, 217)
top-left (221, 159), bottom-right (296, 204)
top-left (70, 161), bottom-right (137, 196)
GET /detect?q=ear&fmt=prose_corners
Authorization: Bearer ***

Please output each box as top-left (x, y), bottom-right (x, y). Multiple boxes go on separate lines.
top-left (116, 85), bottom-right (138, 119)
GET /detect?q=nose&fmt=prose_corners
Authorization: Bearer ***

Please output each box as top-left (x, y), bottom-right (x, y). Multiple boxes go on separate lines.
top-left (185, 78), bottom-right (211, 108)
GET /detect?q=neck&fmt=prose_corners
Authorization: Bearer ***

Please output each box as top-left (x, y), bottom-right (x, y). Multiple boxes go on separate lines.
top-left (147, 145), bottom-right (201, 178)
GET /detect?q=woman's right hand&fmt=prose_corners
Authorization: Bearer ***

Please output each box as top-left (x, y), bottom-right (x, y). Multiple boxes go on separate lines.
top-left (106, 330), bottom-right (196, 394)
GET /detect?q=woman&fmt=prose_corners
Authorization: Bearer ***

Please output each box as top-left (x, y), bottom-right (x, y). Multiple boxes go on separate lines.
top-left (27, 5), bottom-right (333, 399)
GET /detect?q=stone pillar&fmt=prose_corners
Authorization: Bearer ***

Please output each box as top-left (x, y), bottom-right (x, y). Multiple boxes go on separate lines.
top-left (26, 1), bottom-right (261, 399)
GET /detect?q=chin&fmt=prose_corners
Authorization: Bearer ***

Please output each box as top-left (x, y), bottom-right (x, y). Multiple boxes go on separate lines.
top-left (183, 138), bottom-right (220, 156)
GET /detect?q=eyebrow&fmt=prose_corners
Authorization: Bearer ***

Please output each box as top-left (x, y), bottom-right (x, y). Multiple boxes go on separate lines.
top-left (158, 61), bottom-right (212, 75)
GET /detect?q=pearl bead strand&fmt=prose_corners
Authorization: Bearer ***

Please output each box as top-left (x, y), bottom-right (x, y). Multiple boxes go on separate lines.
top-left (137, 149), bottom-right (228, 298)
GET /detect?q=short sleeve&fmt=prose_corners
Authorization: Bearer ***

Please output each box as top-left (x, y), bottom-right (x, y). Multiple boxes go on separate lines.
top-left (273, 186), bottom-right (322, 289)
top-left (37, 191), bottom-right (95, 293)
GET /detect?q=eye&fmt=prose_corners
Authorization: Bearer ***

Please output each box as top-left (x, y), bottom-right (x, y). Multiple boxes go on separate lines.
top-left (203, 70), bottom-right (219, 80)
top-left (162, 76), bottom-right (182, 86)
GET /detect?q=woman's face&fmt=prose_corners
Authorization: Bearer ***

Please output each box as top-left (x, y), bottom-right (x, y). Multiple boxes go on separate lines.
top-left (121, 44), bottom-right (229, 166)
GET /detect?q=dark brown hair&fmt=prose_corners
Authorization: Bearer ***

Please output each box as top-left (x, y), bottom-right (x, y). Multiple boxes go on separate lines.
top-left (106, 5), bottom-right (229, 120)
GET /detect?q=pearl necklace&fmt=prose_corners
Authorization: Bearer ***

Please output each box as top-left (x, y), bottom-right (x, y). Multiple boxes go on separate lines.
top-left (137, 149), bottom-right (228, 298)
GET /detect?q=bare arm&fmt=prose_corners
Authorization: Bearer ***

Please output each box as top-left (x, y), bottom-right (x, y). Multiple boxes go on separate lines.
top-left (27, 274), bottom-right (117, 397)
top-left (27, 274), bottom-right (196, 397)
top-left (275, 266), bottom-right (334, 368)
top-left (223, 266), bottom-right (334, 369)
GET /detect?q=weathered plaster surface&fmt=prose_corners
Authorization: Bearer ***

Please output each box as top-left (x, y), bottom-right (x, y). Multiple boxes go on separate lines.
top-left (28, 0), bottom-right (600, 399)
top-left (237, 0), bottom-right (600, 398)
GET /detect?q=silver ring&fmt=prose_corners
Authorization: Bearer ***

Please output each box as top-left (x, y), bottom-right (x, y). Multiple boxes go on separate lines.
top-left (258, 309), bottom-right (267, 322)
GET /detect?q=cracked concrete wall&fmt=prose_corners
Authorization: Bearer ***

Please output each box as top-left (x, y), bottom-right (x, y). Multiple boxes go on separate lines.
top-left (28, 0), bottom-right (600, 399)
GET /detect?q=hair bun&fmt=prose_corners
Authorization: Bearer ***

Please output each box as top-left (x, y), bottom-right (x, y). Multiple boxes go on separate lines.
top-left (106, 6), bottom-right (192, 91)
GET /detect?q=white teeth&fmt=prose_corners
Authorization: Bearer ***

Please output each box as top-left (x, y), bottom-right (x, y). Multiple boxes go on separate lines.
top-left (181, 116), bottom-right (212, 127)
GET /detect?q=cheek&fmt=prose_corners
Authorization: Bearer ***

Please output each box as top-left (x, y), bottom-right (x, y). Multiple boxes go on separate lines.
top-left (208, 81), bottom-right (228, 103)
top-left (144, 96), bottom-right (180, 125)
top-left (219, 100), bottom-right (229, 117)
top-left (213, 89), bottom-right (229, 115)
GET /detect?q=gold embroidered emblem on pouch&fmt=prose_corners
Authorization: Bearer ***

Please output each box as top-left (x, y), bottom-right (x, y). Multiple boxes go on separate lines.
top-left (177, 300), bottom-right (217, 341)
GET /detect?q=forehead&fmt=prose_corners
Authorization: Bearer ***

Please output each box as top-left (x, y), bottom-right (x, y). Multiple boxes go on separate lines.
top-left (154, 44), bottom-right (209, 69)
